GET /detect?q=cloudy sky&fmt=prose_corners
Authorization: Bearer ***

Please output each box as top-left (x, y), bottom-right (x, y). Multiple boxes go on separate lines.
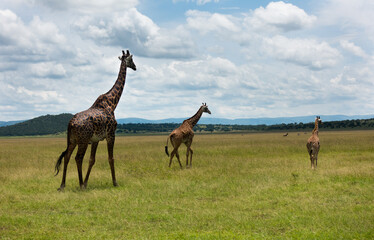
top-left (0, 0), bottom-right (373, 121)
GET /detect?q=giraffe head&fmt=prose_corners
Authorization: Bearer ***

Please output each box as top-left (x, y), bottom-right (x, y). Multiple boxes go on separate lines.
top-left (316, 116), bottom-right (322, 124)
top-left (119, 50), bottom-right (136, 71)
top-left (201, 103), bottom-right (211, 114)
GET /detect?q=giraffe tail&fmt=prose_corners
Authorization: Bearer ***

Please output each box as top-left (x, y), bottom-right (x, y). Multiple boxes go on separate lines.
top-left (165, 136), bottom-right (170, 157)
top-left (55, 123), bottom-right (72, 176)
top-left (55, 149), bottom-right (67, 176)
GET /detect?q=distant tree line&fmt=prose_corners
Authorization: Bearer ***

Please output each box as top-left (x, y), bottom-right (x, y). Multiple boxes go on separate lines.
top-left (116, 123), bottom-right (180, 134)
top-left (116, 118), bottom-right (374, 134)
top-left (1, 113), bottom-right (374, 136)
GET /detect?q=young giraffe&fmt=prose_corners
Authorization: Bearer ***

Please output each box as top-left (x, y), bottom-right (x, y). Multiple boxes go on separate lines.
top-left (306, 116), bottom-right (322, 169)
top-left (55, 50), bottom-right (136, 190)
top-left (165, 103), bottom-right (211, 168)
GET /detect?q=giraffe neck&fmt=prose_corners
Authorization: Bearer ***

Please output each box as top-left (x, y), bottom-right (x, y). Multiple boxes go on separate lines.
top-left (186, 107), bottom-right (204, 128)
top-left (312, 119), bottom-right (319, 135)
top-left (91, 60), bottom-right (127, 112)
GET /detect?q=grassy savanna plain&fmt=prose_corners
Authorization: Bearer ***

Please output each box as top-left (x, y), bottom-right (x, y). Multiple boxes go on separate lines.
top-left (0, 131), bottom-right (373, 239)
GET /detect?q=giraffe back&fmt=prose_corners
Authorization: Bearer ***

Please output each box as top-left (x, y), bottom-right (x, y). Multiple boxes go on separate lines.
top-left (68, 108), bottom-right (117, 144)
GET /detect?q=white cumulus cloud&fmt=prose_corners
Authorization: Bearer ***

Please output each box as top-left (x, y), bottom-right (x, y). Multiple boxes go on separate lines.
top-left (0, 9), bottom-right (67, 61)
top-left (73, 8), bottom-right (195, 58)
top-left (29, 62), bottom-right (67, 78)
top-left (186, 10), bottom-right (240, 35)
top-left (262, 35), bottom-right (341, 70)
top-left (340, 40), bottom-right (368, 58)
top-left (249, 1), bottom-right (316, 32)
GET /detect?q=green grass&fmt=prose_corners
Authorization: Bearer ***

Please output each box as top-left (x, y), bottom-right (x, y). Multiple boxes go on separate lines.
top-left (0, 131), bottom-right (373, 239)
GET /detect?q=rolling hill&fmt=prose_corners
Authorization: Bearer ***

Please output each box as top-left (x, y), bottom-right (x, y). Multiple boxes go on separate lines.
top-left (0, 113), bottom-right (73, 136)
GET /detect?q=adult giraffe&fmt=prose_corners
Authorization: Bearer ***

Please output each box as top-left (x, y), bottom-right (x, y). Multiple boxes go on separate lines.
top-left (307, 116), bottom-right (322, 169)
top-left (55, 50), bottom-right (136, 190)
top-left (165, 103), bottom-right (211, 168)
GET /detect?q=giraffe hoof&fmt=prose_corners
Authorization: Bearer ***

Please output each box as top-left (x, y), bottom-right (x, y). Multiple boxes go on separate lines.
top-left (57, 184), bottom-right (65, 191)
top-left (113, 181), bottom-right (118, 187)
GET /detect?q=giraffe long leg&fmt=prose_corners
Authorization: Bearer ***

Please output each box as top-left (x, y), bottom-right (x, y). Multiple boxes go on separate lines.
top-left (107, 136), bottom-right (118, 187)
top-left (175, 150), bottom-right (182, 169)
top-left (169, 138), bottom-right (182, 168)
top-left (83, 142), bottom-right (99, 188)
top-left (308, 150), bottom-right (313, 169)
top-left (168, 137), bottom-right (175, 167)
top-left (307, 143), bottom-right (314, 169)
top-left (171, 149), bottom-right (183, 168)
top-left (58, 143), bottom-right (76, 191)
top-left (189, 147), bottom-right (193, 168)
top-left (75, 143), bottom-right (88, 189)
top-left (169, 150), bottom-right (174, 167)
top-left (315, 144), bottom-right (320, 168)
top-left (185, 143), bottom-right (191, 167)
top-left (185, 141), bottom-right (190, 167)
top-left (169, 147), bottom-right (181, 168)
top-left (185, 137), bottom-right (194, 168)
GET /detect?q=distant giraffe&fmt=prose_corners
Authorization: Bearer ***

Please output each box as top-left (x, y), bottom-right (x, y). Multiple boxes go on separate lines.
top-left (165, 103), bottom-right (211, 168)
top-left (306, 116), bottom-right (322, 169)
top-left (55, 50), bottom-right (136, 190)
